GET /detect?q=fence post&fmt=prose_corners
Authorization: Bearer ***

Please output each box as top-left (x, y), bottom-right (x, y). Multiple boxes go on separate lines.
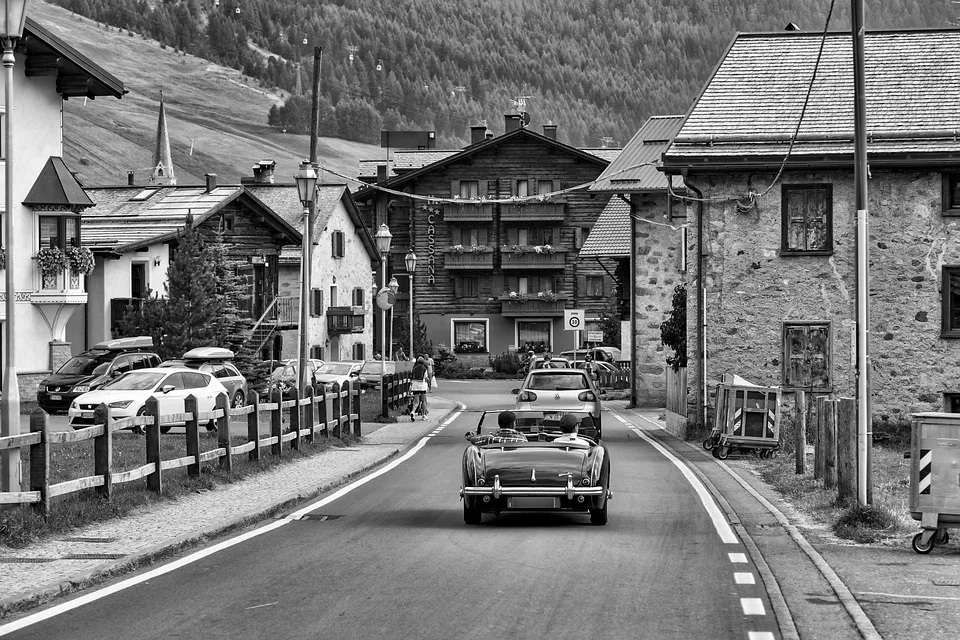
top-left (145, 396), bottom-right (162, 494)
top-left (87, 404), bottom-right (112, 501)
top-left (814, 397), bottom-right (824, 480)
top-left (823, 399), bottom-right (838, 489)
top-left (290, 387), bottom-right (303, 452)
top-left (380, 374), bottom-right (389, 418)
top-left (29, 410), bottom-right (50, 516)
top-left (332, 381), bottom-right (342, 438)
top-left (319, 386), bottom-right (329, 437)
top-left (247, 389), bottom-right (261, 462)
top-left (836, 397), bottom-right (857, 502)
top-left (185, 394), bottom-right (201, 478)
top-left (271, 388), bottom-right (283, 457)
top-left (216, 392), bottom-right (232, 471)
top-left (794, 390), bottom-right (806, 474)
top-left (304, 385), bottom-right (315, 445)
top-left (351, 380), bottom-right (361, 437)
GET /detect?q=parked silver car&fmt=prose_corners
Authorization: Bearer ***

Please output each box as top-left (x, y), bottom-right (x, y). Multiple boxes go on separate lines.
top-left (159, 347), bottom-right (248, 407)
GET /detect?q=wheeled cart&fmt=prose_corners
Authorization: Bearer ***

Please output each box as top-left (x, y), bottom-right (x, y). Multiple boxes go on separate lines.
top-left (908, 413), bottom-right (960, 553)
top-left (709, 375), bottom-right (781, 460)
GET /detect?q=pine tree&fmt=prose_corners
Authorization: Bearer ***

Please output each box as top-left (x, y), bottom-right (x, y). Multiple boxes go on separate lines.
top-left (163, 214), bottom-right (221, 358)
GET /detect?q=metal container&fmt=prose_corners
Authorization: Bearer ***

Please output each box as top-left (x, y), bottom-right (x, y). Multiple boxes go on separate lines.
top-left (908, 413), bottom-right (960, 553)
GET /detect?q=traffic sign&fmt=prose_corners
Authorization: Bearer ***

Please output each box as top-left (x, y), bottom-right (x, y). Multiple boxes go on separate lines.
top-left (563, 309), bottom-right (585, 331)
top-left (376, 287), bottom-right (396, 310)
top-left (587, 330), bottom-right (604, 342)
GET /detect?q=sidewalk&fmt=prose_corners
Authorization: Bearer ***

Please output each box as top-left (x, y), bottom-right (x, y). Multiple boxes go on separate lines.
top-left (0, 395), bottom-right (461, 618)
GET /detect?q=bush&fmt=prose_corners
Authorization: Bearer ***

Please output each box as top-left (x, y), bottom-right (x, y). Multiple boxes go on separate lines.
top-left (489, 351), bottom-right (522, 374)
top-left (833, 502), bottom-right (900, 543)
top-left (432, 345), bottom-right (459, 377)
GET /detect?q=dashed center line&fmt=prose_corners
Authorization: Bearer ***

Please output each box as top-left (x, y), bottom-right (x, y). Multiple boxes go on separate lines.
top-left (734, 572), bottom-right (756, 585)
top-left (729, 552), bottom-right (748, 563)
top-left (741, 598), bottom-right (766, 616)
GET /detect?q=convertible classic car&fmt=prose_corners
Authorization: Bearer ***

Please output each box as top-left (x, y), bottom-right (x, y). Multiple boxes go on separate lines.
top-left (460, 411), bottom-right (611, 526)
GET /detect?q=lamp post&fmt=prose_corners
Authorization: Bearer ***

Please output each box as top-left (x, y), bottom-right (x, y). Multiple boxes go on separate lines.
top-left (387, 275), bottom-right (399, 360)
top-left (374, 224), bottom-right (392, 395)
top-left (294, 160), bottom-right (318, 395)
top-left (1, 0), bottom-right (30, 494)
top-left (404, 250), bottom-right (417, 359)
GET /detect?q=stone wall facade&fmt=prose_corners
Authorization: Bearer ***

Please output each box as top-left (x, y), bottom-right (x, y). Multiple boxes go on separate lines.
top-left (684, 168), bottom-right (960, 422)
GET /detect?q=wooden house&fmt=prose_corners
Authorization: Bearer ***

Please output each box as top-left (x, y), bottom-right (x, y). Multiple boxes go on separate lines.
top-left (354, 117), bottom-right (621, 363)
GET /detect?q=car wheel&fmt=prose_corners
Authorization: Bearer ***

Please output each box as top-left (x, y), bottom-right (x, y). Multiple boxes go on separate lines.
top-left (133, 406), bottom-right (148, 435)
top-left (590, 501), bottom-right (608, 526)
top-left (232, 390), bottom-right (245, 408)
top-left (463, 499), bottom-right (482, 525)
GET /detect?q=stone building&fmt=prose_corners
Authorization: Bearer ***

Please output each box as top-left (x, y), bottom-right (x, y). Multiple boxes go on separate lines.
top-left (662, 28), bottom-right (960, 423)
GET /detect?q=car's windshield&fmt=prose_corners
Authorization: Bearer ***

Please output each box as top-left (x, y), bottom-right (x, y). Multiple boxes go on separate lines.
top-left (271, 365), bottom-right (297, 380)
top-left (527, 373), bottom-right (587, 391)
top-left (318, 363), bottom-right (353, 375)
top-left (56, 353), bottom-right (110, 376)
top-left (102, 371), bottom-right (164, 391)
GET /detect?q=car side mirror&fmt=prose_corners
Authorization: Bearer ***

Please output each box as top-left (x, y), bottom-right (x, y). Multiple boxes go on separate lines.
top-left (161, 385), bottom-right (176, 394)
top-left (511, 388), bottom-right (520, 394)
top-left (600, 388), bottom-right (607, 396)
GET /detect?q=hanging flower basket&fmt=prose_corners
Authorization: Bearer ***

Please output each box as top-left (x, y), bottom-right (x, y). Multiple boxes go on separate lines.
top-left (66, 246), bottom-right (95, 276)
top-left (450, 244), bottom-right (465, 254)
top-left (36, 247), bottom-right (68, 278)
top-left (469, 244), bottom-right (488, 253)
top-left (536, 291), bottom-right (559, 302)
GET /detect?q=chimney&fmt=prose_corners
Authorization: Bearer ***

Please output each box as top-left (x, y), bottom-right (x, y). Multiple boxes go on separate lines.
top-left (505, 114), bottom-right (522, 133)
top-left (127, 170), bottom-right (135, 186)
top-left (377, 164), bottom-right (388, 183)
top-left (205, 173), bottom-right (218, 192)
top-left (252, 159), bottom-right (276, 184)
top-left (470, 124), bottom-right (488, 145)
top-left (542, 124), bottom-right (557, 140)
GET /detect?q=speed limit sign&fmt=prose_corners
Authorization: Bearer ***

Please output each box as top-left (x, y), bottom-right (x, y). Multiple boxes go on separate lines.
top-left (564, 309), bottom-right (585, 331)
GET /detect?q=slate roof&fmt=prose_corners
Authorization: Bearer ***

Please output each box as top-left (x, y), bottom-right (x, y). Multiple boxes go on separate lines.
top-left (663, 29), bottom-right (960, 168)
top-left (245, 184), bottom-right (381, 265)
top-left (591, 116), bottom-right (685, 192)
top-left (578, 196), bottom-right (632, 258)
top-left (81, 185), bottom-right (300, 253)
top-left (23, 157), bottom-right (94, 209)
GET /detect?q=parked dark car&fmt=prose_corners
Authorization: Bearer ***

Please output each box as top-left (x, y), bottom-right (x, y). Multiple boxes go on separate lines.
top-left (37, 336), bottom-right (160, 415)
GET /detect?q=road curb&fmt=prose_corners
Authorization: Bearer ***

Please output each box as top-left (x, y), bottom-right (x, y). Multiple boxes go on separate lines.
top-left (0, 401), bottom-right (464, 619)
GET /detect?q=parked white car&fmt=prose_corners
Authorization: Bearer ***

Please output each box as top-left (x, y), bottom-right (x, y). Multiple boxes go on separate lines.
top-left (68, 367), bottom-right (228, 433)
top-left (314, 360), bottom-right (363, 388)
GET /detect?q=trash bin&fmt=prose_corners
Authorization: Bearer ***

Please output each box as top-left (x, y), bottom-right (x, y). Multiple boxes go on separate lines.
top-left (909, 412), bottom-right (960, 553)
top-left (706, 374), bottom-right (781, 460)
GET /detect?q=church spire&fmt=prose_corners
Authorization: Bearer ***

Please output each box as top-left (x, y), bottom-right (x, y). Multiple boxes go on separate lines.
top-left (152, 88), bottom-right (176, 185)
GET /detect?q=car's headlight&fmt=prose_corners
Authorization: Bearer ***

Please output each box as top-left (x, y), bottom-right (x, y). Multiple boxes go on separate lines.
top-left (69, 400), bottom-right (79, 410)
top-left (74, 385), bottom-right (91, 393)
top-left (108, 400), bottom-right (134, 409)
top-left (38, 384), bottom-right (48, 393)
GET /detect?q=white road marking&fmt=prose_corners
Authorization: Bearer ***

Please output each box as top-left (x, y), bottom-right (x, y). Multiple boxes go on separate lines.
top-left (627, 425), bottom-right (738, 544)
top-left (734, 572), bottom-right (756, 585)
top-left (0, 408), bottom-right (466, 637)
top-left (748, 633), bottom-right (775, 640)
top-left (741, 598), bottom-right (766, 616)
top-left (729, 552), bottom-right (748, 563)
top-left (857, 591), bottom-right (960, 602)
top-left (244, 601), bottom-right (278, 610)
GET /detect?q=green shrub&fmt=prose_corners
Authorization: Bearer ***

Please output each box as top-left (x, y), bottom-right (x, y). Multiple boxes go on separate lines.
top-left (432, 345), bottom-right (459, 377)
top-left (833, 502), bottom-right (900, 543)
top-left (489, 351), bottom-right (522, 374)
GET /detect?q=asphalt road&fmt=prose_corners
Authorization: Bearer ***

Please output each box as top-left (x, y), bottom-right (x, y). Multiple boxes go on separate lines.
top-left (5, 381), bottom-right (865, 639)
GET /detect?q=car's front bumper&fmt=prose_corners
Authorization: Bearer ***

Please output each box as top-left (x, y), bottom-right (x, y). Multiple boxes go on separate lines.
top-left (38, 392), bottom-right (81, 415)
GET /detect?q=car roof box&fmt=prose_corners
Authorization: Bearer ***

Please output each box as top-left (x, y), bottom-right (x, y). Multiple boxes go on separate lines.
top-left (182, 346), bottom-right (235, 361)
top-left (92, 335), bottom-right (154, 351)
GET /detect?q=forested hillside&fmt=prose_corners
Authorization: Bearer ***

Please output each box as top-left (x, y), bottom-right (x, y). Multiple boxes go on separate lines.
top-left (53, 0), bottom-right (954, 148)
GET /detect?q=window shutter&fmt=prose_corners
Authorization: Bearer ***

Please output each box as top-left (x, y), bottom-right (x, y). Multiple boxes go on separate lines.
top-left (454, 277), bottom-right (463, 298)
top-left (506, 276), bottom-right (518, 293)
top-left (487, 180), bottom-right (497, 197)
top-left (603, 276), bottom-right (614, 297)
top-left (478, 228), bottom-right (488, 245)
top-left (492, 273), bottom-right (504, 294)
top-left (451, 227), bottom-right (462, 245)
top-left (578, 275), bottom-right (587, 297)
top-left (507, 227), bottom-right (518, 245)
top-left (450, 180), bottom-right (460, 198)
top-left (574, 228), bottom-right (583, 249)
top-left (479, 276), bottom-right (491, 296)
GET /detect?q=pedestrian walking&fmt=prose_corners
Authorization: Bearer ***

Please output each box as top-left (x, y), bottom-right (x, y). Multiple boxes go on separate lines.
top-left (425, 352), bottom-right (436, 392)
top-left (410, 356), bottom-right (429, 419)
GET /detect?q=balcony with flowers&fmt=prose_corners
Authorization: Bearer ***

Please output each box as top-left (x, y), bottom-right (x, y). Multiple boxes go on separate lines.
top-left (444, 244), bottom-right (494, 270)
top-left (31, 245), bottom-right (92, 304)
top-left (500, 290), bottom-right (566, 316)
top-left (500, 244), bottom-right (566, 270)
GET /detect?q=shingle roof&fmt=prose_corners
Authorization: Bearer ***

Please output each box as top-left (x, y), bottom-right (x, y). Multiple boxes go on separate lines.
top-left (578, 196), bottom-right (631, 258)
top-left (664, 30), bottom-right (960, 165)
top-left (591, 116), bottom-right (685, 192)
top-left (82, 185), bottom-right (300, 253)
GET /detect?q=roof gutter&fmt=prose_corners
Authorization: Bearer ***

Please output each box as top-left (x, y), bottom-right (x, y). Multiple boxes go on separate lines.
top-left (620, 193), bottom-right (638, 408)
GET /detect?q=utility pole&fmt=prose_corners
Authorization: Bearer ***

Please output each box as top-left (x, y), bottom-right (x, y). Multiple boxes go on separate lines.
top-left (852, 0), bottom-right (872, 505)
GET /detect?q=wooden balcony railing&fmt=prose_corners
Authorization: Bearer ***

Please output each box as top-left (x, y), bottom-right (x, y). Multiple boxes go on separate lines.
top-left (443, 248), bottom-right (494, 270)
top-left (442, 203), bottom-right (494, 222)
top-left (327, 306), bottom-right (365, 334)
top-left (499, 296), bottom-right (567, 317)
top-left (500, 202), bottom-right (566, 221)
top-left (500, 248), bottom-right (566, 270)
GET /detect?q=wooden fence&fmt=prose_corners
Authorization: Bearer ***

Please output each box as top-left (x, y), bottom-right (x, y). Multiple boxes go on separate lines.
top-left (381, 371), bottom-right (412, 416)
top-left (793, 391), bottom-right (857, 503)
top-left (597, 367), bottom-right (631, 390)
top-left (0, 381), bottom-right (360, 516)
top-left (666, 367), bottom-right (688, 417)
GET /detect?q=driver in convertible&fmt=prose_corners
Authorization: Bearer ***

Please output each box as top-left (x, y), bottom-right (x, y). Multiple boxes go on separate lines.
top-left (466, 410), bottom-right (529, 445)
top-left (553, 414), bottom-right (592, 445)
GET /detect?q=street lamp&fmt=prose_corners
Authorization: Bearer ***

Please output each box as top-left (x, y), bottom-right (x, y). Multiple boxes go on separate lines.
top-left (294, 160), bottom-right (318, 394)
top-left (374, 223), bottom-right (392, 393)
top-left (1, 0), bottom-right (30, 494)
top-left (387, 275), bottom-right (399, 360)
top-left (404, 250), bottom-right (417, 359)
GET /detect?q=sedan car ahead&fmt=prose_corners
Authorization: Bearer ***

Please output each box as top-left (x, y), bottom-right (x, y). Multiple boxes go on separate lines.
top-left (68, 367), bottom-right (228, 433)
top-left (513, 368), bottom-right (604, 438)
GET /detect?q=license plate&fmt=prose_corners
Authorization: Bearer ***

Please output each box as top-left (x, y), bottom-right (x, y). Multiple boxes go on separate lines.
top-left (50, 395), bottom-right (62, 400)
top-left (544, 413), bottom-right (562, 422)
top-left (509, 497), bottom-right (559, 510)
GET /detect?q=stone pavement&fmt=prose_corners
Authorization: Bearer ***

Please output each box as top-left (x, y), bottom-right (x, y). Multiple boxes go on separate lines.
top-left (0, 395), bottom-right (462, 618)
top-left (1, 397), bottom-right (957, 639)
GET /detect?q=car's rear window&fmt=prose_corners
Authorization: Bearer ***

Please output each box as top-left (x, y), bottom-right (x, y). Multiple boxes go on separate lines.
top-left (527, 372), bottom-right (587, 390)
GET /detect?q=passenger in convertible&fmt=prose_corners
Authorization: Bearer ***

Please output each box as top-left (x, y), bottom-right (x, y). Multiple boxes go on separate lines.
top-left (465, 410), bottom-right (529, 445)
top-left (553, 414), bottom-right (592, 446)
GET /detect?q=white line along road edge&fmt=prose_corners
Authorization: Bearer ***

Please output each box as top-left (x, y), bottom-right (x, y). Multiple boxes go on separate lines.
top-left (0, 406), bottom-right (466, 637)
